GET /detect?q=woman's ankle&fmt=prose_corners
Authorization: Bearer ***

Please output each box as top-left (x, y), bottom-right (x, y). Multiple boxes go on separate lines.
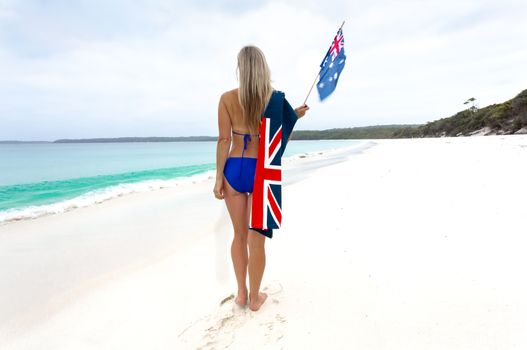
top-left (249, 291), bottom-right (260, 299)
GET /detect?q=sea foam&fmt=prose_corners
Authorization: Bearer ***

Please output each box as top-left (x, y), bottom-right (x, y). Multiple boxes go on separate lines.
top-left (0, 170), bottom-right (216, 224)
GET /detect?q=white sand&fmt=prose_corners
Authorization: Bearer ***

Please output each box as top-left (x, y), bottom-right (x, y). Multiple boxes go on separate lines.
top-left (1, 136), bottom-right (527, 349)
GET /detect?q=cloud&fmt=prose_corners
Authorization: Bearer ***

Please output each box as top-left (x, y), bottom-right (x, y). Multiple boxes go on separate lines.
top-left (0, 0), bottom-right (526, 140)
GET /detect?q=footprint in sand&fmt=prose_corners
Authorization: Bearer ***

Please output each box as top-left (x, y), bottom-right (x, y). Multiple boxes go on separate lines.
top-left (178, 297), bottom-right (247, 349)
top-left (178, 280), bottom-right (287, 349)
top-left (258, 281), bottom-right (287, 345)
top-left (259, 312), bottom-right (287, 344)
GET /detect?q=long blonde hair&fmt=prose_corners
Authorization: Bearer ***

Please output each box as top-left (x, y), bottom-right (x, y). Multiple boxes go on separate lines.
top-left (236, 46), bottom-right (274, 134)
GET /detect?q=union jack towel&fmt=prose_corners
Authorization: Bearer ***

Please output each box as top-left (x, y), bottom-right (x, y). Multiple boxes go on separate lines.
top-left (249, 90), bottom-right (298, 239)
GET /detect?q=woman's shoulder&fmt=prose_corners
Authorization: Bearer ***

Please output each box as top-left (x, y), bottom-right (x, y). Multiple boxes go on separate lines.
top-left (221, 88), bottom-right (238, 100)
top-left (219, 89), bottom-right (238, 108)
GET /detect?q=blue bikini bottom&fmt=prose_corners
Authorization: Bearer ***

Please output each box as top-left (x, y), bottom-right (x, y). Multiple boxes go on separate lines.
top-left (223, 157), bottom-right (257, 193)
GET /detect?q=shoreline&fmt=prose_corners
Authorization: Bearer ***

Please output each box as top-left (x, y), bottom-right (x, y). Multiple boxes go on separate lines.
top-left (0, 140), bottom-right (369, 225)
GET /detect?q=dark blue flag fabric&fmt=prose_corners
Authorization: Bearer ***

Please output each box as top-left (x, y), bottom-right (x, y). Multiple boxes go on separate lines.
top-left (317, 28), bottom-right (346, 101)
top-left (249, 90), bottom-right (298, 239)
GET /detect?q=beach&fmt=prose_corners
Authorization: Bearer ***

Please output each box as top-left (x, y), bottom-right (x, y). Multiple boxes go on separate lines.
top-left (1, 135), bottom-right (527, 349)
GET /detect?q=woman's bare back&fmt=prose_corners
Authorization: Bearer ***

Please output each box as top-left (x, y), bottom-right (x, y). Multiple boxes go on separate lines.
top-left (222, 88), bottom-right (259, 158)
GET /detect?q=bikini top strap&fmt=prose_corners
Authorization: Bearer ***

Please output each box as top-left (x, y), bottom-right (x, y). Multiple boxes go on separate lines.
top-left (232, 130), bottom-right (259, 137)
top-left (232, 130), bottom-right (259, 159)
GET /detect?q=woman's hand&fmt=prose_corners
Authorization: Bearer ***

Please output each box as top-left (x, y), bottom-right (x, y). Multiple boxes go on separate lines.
top-left (295, 104), bottom-right (310, 118)
top-left (213, 177), bottom-right (224, 200)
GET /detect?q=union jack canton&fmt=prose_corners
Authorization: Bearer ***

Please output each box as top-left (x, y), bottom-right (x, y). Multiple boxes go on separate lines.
top-left (249, 90), bottom-right (298, 239)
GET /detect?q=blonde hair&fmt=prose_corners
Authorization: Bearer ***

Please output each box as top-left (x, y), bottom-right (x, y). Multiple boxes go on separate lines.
top-left (236, 45), bottom-right (274, 134)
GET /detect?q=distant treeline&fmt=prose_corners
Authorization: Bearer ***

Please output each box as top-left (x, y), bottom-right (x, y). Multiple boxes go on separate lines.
top-left (50, 126), bottom-right (421, 143)
top-left (291, 124), bottom-right (421, 140)
top-left (3, 88), bottom-right (526, 143)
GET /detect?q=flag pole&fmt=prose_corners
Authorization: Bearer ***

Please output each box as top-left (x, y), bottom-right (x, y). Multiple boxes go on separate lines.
top-left (302, 71), bottom-right (320, 106)
top-left (303, 20), bottom-right (346, 106)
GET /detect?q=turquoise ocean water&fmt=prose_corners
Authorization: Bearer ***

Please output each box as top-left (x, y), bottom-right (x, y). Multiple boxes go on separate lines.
top-left (0, 140), bottom-right (360, 222)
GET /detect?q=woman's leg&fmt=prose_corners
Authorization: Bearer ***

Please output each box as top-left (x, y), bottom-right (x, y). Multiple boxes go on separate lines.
top-left (222, 176), bottom-right (249, 306)
top-left (247, 194), bottom-right (268, 311)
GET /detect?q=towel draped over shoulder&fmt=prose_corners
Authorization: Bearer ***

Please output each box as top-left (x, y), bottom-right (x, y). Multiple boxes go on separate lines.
top-left (249, 90), bottom-right (299, 239)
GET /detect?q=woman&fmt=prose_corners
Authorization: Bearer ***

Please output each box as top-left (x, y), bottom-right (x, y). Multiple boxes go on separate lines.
top-left (213, 45), bottom-right (309, 312)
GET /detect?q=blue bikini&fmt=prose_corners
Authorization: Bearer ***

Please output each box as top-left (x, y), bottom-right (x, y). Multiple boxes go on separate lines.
top-left (223, 130), bottom-right (259, 193)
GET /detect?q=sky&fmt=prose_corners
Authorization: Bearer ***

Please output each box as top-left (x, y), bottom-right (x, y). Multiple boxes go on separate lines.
top-left (0, 0), bottom-right (526, 141)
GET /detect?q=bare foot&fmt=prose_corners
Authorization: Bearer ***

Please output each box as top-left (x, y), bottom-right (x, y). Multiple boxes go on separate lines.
top-left (249, 292), bottom-right (268, 311)
top-left (235, 289), bottom-right (248, 307)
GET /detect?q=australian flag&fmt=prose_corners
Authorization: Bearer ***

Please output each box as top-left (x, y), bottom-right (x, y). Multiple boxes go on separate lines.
top-left (317, 28), bottom-right (346, 101)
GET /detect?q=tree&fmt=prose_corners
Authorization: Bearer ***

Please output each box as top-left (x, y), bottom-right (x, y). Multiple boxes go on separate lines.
top-left (463, 97), bottom-right (478, 113)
